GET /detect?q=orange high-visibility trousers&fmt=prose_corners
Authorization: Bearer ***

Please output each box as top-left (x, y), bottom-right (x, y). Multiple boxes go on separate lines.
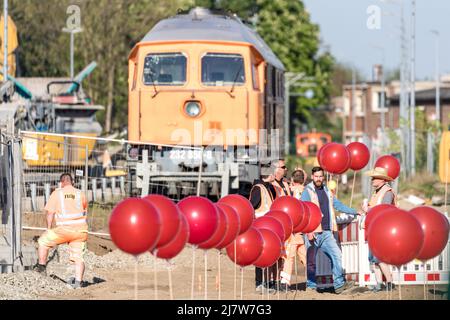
top-left (280, 233), bottom-right (306, 285)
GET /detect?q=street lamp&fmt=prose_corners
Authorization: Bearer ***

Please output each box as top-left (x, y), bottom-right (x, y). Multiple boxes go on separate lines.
top-left (284, 73), bottom-right (316, 155)
top-left (430, 30), bottom-right (440, 122)
top-left (62, 27), bottom-right (82, 80)
top-left (371, 45), bottom-right (386, 134)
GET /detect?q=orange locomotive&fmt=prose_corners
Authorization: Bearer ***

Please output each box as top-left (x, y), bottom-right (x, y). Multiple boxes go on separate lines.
top-left (127, 8), bottom-right (285, 197)
top-left (296, 132), bottom-right (331, 158)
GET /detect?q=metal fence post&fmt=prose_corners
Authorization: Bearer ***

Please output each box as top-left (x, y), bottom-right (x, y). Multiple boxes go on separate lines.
top-left (111, 177), bottom-right (116, 197)
top-left (426, 131), bottom-right (434, 174)
top-left (30, 183), bottom-right (37, 212)
top-left (119, 176), bottom-right (125, 195)
top-left (44, 183), bottom-right (50, 204)
top-left (101, 178), bottom-right (107, 202)
top-left (196, 147), bottom-right (204, 197)
top-left (91, 178), bottom-right (97, 202)
top-left (85, 145), bottom-right (89, 205)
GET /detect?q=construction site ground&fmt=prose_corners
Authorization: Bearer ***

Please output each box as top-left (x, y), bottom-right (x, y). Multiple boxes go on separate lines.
top-left (0, 200), bottom-right (448, 300)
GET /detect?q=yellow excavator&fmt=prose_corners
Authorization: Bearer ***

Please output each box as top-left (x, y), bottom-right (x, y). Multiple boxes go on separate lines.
top-left (0, 14), bottom-right (18, 81)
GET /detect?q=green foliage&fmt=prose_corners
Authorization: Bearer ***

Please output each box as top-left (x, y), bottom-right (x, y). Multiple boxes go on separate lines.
top-left (10, 0), bottom-right (187, 133)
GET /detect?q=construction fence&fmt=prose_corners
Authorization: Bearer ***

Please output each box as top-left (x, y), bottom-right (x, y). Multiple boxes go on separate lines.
top-left (19, 130), bottom-right (207, 234)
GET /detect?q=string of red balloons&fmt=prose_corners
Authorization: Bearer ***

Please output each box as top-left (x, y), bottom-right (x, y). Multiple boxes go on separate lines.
top-left (108, 193), bottom-right (323, 269)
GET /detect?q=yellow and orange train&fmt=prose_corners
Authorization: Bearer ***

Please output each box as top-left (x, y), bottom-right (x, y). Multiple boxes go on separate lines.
top-left (126, 8), bottom-right (286, 196)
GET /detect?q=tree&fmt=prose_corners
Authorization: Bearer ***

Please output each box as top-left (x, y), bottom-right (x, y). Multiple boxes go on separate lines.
top-left (10, 0), bottom-right (187, 133)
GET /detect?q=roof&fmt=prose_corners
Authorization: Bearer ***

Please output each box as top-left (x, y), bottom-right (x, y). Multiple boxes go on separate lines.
top-left (390, 87), bottom-right (450, 104)
top-left (140, 8), bottom-right (284, 70)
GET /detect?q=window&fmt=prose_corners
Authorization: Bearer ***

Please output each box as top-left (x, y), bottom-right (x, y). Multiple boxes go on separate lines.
top-left (143, 53), bottom-right (186, 86)
top-left (201, 53), bottom-right (245, 86)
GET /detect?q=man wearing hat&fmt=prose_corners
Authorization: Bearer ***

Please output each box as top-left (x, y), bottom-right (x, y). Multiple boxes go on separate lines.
top-left (363, 166), bottom-right (398, 292)
top-left (249, 164), bottom-right (277, 294)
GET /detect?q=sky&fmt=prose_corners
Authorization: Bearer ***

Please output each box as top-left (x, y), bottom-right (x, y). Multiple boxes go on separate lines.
top-left (302, 0), bottom-right (450, 81)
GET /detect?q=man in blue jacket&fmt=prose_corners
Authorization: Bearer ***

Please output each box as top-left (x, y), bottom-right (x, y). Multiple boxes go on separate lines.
top-left (301, 166), bottom-right (361, 294)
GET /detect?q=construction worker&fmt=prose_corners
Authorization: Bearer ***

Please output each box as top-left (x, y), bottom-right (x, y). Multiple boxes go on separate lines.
top-left (362, 166), bottom-right (398, 292)
top-left (268, 159), bottom-right (291, 291)
top-left (301, 166), bottom-right (361, 294)
top-left (249, 164), bottom-right (277, 294)
top-left (271, 159), bottom-right (291, 197)
top-left (33, 173), bottom-right (88, 289)
top-left (280, 169), bottom-right (308, 288)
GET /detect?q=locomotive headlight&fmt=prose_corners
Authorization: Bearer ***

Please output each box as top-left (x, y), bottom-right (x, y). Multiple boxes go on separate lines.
top-left (185, 101), bottom-right (201, 117)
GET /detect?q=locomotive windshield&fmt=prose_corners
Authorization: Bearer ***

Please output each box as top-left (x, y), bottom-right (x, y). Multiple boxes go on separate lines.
top-left (201, 53), bottom-right (245, 86)
top-left (143, 53), bottom-right (187, 85)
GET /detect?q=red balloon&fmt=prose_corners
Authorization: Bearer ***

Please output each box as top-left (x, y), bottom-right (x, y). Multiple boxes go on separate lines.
top-left (153, 214), bottom-right (189, 260)
top-left (226, 227), bottom-right (263, 267)
top-left (319, 143), bottom-right (351, 174)
top-left (253, 216), bottom-right (286, 242)
top-left (218, 194), bottom-right (254, 234)
top-left (293, 202), bottom-right (310, 233)
top-left (215, 203), bottom-right (241, 249)
top-left (143, 194), bottom-right (181, 248)
top-left (198, 205), bottom-right (228, 249)
top-left (109, 198), bottom-right (161, 255)
top-left (374, 155), bottom-right (401, 180)
top-left (266, 210), bottom-right (293, 240)
top-left (316, 143), bottom-right (329, 165)
top-left (364, 204), bottom-right (395, 241)
top-left (346, 142), bottom-right (370, 171)
top-left (409, 206), bottom-right (450, 261)
top-left (253, 229), bottom-right (283, 268)
top-left (302, 202), bottom-right (322, 233)
top-left (177, 196), bottom-right (218, 245)
top-left (270, 196), bottom-right (304, 229)
top-left (368, 208), bottom-right (424, 267)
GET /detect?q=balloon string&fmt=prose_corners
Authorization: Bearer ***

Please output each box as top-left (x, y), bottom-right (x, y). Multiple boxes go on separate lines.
top-left (350, 171), bottom-right (357, 207)
top-left (168, 261), bottom-right (174, 300)
top-left (234, 242), bottom-right (237, 300)
top-left (266, 268), bottom-right (270, 301)
top-left (398, 268), bottom-right (402, 300)
top-left (154, 251), bottom-right (158, 300)
top-left (218, 251), bottom-right (221, 300)
top-left (134, 256), bottom-right (138, 301)
top-left (445, 158), bottom-right (449, 215)
top-left (191, 247), bottom-right (196, 300)
top-left (276, 262), bottom-right (280, 301)
top-left (261, 268), bottom-right (265, 301)
top-left (204, 250), bottom-right (208, 300)
top-left (336, 175), bottom-right (340, 198)
top-left (240, 267), bottom-right (244, 300)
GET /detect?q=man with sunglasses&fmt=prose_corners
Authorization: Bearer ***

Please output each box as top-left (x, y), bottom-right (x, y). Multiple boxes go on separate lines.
top-left (272, 159), bottom-right (291, 197)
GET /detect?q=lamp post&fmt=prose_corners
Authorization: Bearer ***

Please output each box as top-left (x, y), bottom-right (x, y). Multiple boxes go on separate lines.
top-left (62, 27), bottom-right (82, 80)
top-left (284, 73), bottom-right (315, 155)
top-left (430, 30), bottom-right (440, 123)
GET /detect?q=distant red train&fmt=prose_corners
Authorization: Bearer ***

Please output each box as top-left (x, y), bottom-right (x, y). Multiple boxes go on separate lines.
top-left (296, 132), bottom-right (331, 157)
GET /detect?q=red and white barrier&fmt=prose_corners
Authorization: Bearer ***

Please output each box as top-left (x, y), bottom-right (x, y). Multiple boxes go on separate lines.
top-left (315, 219), bottom-right (450, 288)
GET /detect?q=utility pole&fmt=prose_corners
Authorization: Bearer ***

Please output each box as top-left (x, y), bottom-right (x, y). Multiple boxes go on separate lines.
top-left (62, 27), bottom-right (82, 80)
top-left (410, 0), bottom-right (416, 176)
top-left (351, 68), bottom-right (356, 142)
top-left (284, 72), bottom-right (315, 155)
top-left (3, 0), bottom-right (8, 83)
top-left (431, 30), bottom-right (440, 122)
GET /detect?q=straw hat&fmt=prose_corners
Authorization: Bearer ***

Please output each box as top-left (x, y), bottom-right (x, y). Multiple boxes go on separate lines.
top-left (364, 167), bottom-right (393, 181)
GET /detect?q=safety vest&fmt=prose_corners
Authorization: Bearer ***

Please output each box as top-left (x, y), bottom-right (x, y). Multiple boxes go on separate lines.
top-left (291, 185), bottom-right (304, 200)
top-left (368, 184), bottom-right (398, 208)
top-left (306, 186), bottom-right (338, 232)
top-left (56, 188), bottom-right (87, 226)
top-left (251, 184), bottom-right (274, 218)
top-left (272, 179), bottom-right (291, 197)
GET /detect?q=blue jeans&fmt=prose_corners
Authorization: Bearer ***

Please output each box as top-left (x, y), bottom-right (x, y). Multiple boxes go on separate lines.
top-left (304, 231), bottom-right (346, 290)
